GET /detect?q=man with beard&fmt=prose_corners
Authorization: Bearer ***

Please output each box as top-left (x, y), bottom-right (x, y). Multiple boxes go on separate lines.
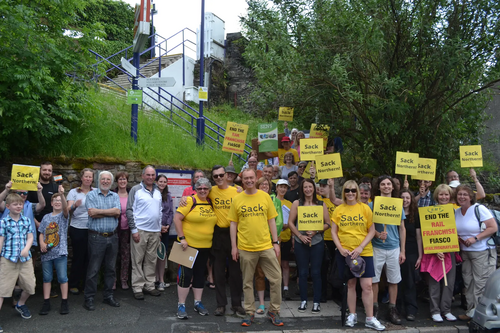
top-left (27, 162), bottom-right (64, 223)
top-left (83, 171), bottom-right (121, 311)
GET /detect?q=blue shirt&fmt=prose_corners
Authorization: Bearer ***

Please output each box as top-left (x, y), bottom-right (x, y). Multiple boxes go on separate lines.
top-left (85, 189), bottom-right (121, 233)
top-left (369, 201), bottom-right (406, 250)
top-left (0, 214), bottom-right (33, 263)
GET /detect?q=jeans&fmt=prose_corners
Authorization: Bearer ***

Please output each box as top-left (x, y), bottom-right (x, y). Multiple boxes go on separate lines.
top-left (84, 233), bottom-right (118, 300)
top-left (42, 256), bottom-right (68, 284)
top-left (295, 239), bottom-right (324, 303)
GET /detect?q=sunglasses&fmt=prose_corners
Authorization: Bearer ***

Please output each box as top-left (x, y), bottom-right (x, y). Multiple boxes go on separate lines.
top-left (197, 188), bottom-right (209, 191)
top-left (212, 173), bottom-right (225, 179)
top-left (16, 191), bottom-right (28, 196)
top-left (344, 188), bottom-right (357, 193)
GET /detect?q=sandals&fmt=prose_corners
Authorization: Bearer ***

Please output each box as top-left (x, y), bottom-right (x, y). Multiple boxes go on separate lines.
top-left (256, 305), bottom-right (265, 314)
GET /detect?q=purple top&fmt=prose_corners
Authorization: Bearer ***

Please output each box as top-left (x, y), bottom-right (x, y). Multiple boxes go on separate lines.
top-left (161, 192), bottom-right (174, 227)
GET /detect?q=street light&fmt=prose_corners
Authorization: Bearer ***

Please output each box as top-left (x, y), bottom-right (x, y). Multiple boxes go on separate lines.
top-left (150, 0), bottom-right (158, 58)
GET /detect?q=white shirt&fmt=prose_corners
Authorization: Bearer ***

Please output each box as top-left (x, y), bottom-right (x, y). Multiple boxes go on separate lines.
top-left (455, 203), bottom-right (494, 251)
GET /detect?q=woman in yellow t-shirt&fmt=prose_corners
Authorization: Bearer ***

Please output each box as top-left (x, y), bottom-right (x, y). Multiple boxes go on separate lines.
top-left (173, 178), bottom-right (217, 318)
top-left (331, 180), bottom-right (384, 330)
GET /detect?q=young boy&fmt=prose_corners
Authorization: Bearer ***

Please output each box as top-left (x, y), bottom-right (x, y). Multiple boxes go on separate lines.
top-left (38, 192), bottom-right (69, 315)
top-left (0, 193), bottom-right (37, 330)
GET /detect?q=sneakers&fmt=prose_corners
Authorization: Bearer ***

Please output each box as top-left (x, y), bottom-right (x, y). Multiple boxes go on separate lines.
top-left (159, 282), bottom-right (170, 290)
top-left (177, 304), bottom-right (188, 319)
top-left (346, 313), bottom-right (358, 327)
top-left (432, 313), bottom-right (444, 322)
top-left (388, 307), bottom-right (402, 325)
top-left (60, 299), bottom-right (69, 315)
top-left (366, 317), bottom-right (385, 331)
top-left (298, 300), bottom-right (307, 312)
top-left (69, 288), bottom-right (79, 295)
top-left (267, 311), bottom-right (284, 326)
top-left (15, 304), bottom-right (32, 319)
top-left (312, 303), bottom-right (321, 314)
top-left (39, 300), bottom-right (51, 315)
top-left (241, 313), bottom-right (254, 327)
top-left (0, 323), bottom-right (3, 333)
top-left (156, 282), bottom-right (164, 291)
top-left (194, 302), bottom-right (209, 316)
top-left (444, 313), bottom-right (457, 322)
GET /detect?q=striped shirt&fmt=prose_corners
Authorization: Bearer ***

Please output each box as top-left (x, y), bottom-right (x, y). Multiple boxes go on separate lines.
top-left (0, 214), bottom-right (33, 263)
top-left (85, 189), bottom-right (120, 233)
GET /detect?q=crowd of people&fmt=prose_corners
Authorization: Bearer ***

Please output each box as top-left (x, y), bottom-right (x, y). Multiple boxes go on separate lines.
top-left (0, 149), bottom-right (498, 332)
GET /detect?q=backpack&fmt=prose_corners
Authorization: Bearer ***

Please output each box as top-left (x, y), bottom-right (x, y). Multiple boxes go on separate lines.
top-left (270, 194), bottom-right (283, 237)
top-left (474, 204), bottom-right (500, 247)
top-left (189, 196), bottom-right (213, 212)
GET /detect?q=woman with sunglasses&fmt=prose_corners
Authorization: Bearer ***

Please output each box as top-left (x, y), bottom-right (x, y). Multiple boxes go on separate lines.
top-left (331, 180), bottom-right (384, 330)
top-left (287, 178), bottom-right (330, 314)
top-left (173, 178), bottom-right (217, 319)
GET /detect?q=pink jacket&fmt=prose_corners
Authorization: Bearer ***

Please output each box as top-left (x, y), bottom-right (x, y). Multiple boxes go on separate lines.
top-left (420, 252), bottom-right (462, 282)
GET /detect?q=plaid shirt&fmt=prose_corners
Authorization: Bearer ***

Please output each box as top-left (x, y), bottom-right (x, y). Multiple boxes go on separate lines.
top-left (416, 190), bottom-right (436, 207)
top-left (0, 214), bottom-right (33, 263)
top-left (86, 189), bottom-right (121, 233)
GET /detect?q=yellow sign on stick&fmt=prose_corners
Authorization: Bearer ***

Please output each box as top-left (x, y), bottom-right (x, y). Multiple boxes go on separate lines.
top-left (372, 196), bottom-right (403, 226)
top-left (315, 153), bottom-right (343, 179)
top-left (302, 161), bottom-right (312, 178)
top-left (419, 204), bottom-right (459, 254)
top-left (395, 151), bottom-right (419, 176)
top-left (278, 107), bottom-right (294, 121)
top-left (309, 123), bottom-right (330, 146)
top-left (11, 164), bottom-right (40, 191)
top-left (300, 138), bottom-right (324, 161)
top-left (297, 206), bottom-right (324, 231)
top-left (412, 158), bottom-right (437, 181)
top-left (459, 145), bottom-right (483, 168)
top-left (222, 122), bottom-right (249, 154)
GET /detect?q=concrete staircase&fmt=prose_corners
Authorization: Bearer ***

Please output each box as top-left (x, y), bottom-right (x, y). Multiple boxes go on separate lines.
top-left (104, 54), bottom-right (182, 92)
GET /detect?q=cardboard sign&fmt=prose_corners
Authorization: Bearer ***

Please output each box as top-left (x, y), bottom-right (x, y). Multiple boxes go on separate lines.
top-left (297, 206), bottom-right (324, 231)
top-left (309, 123), bottom-right (330, 146)
top-left (198, 87), bottom-right (208, 101)
top-left (126, 89), bottom-right (143, 105)
top-left (222, 122), bottom-right (249, 154)
top-left (278, 107), bottom-right (294, 121)
top-left (11, 164), bottom-right (40, 191)
top-left (459, 145), bottom-right (483, 168)
top-left (372, 196), bottom-right (403, 226)
top-left (300, 138), bottom-right (324, 161)
top-left (419, 204), bottom-right (459, 254)
top-left (258, 122), bottom-right (278, 152)
top-left (315, 153), bottom-right (343, 179)
top-left (395, 151), bottom-right (419, 176)
top-left (412, 158), bottom-right (437, 181)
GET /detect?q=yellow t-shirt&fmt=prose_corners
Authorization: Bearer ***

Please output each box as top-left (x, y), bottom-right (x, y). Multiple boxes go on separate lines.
top-left (227, 190), bottom-right (278, 252)
top-left (272, 148), bottom-right (299, 166)
top-left (208, 186), bottom-right (238, 228)
top-left (321, 196), bottom-right (337, 241)
top-left (332, 202), bottom-right (373, 257)
top-left (176, 194), bottom-right (217, 248)
top-left (280, 199), bottom-right (293, 242)
top-left (453, 203), bottom-right (460, 209)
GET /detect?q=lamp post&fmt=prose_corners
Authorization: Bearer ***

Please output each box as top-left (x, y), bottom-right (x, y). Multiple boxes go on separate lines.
top-left (196, 0), bottom-right (205, 146)
top-left (150, 0), bottom-right (157, 59)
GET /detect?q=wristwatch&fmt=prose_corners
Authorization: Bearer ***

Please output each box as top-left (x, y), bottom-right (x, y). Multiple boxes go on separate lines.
top-left (474, 236), bottom-right (479, 242)
top-left (179, 236), bottom-right (186, 240)
top-left (272, 240), bottom-right (280, 245)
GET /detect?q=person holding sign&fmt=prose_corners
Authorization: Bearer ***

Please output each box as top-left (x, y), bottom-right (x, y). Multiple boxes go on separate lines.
top-left (263, 136), bottom-right (299, 166)
top-left (331, 180), bottom-right (384, 331)
top-left (446, 169), bottom-right (485, 201)
top-left (173, 178), bottom-right (218, 319)
top-left (369, 176), bottom-right (406, 325)
top-left (287, 179), bottom-right (330, 314)
top-left (454, 185), bottom-right (497, 321)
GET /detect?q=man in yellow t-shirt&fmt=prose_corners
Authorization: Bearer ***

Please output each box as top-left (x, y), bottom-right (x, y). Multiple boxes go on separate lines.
top-left (228, 169), bottom-right (283, 327)
top-left (208, 165), bottom-right (245, 317)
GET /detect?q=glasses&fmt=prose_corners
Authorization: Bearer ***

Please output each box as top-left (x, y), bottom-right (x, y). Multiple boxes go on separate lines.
top-left (197, 187), bottom-right (209, 191)
top-left (298, 165), bottom-right (306, 169)
top-left (16, 192), bottom-right (28, 196)
top-left (344, 188), bottom-right (357, 193)
top-left (212, 173), bottom-right (225, 179)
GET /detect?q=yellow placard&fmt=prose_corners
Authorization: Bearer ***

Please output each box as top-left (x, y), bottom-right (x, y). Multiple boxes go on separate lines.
top-left (309, 123), bottom-right (330, 146)
top-left (198, 87), bottom-right (208, 101)
top-left (271, 179), bottom-right (279, 184)
top-left (459, 145), bottom-right (483, 168)
top-left (278, 107), bottom-right (294, 121)
top-left (302, 161), bottom-right (312, 178)
top-left (412, 158), bottom-right (437, 181)
top-left (372, 196), bottom-right (403, 226)
top-left (297, 206), bottom-right (324, 231)
top-left (300, 138), bottom-right (324, 161)
top-left (11, 164), bottom-right (40, 191)
top-left (419, 204), bottom-right (460, 254)
top-left (395, 151), bottom-right (419, 176)
top-left (315, 154), bottom-right (343, 179)
top-left (222, 122), bottom-right (249, 154)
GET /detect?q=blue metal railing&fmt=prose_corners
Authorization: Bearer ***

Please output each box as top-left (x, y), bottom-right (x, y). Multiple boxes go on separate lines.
top-left (90, 29), bottom-right (252, 162)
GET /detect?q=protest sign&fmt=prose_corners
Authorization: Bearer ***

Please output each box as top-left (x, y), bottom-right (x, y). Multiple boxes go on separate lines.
top-left (372, 196), bottom-right (403, 226)
top-left (459, 145), bottom-right (483, 168)
top-left (419, 204), bottom-right (459, 254)
top-left (297, 206), bottom-right (324, 231)
top-left (258, 122), bottom-right (278, 152)
top-left (11, 164), bottom-right (40, 191)
top-left (412, 158), bottom-right (437, 181)
top-left (278, 107), bottom-right (294, 121)
top-left (315, 153), bottom-right (343, 179)
top-left (309, 123), bottom-right (330, 146)
top-left (222, 122), bottom-right (249, 154)
top-left (395, 151), bottom-right (419, 176)
top-left (300, 138), bottom-right (324, 161)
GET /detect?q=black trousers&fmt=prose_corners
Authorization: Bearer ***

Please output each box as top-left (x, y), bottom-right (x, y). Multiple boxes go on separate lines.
top-left (397, 251), bottom-right (419, 315)
top-left (321, 240), bottom-right (337, 297)
top-left (69, 226), bottom-right (89, 290)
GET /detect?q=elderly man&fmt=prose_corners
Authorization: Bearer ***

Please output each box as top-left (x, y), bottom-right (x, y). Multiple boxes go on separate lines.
top-left (446, 169), bottom-right (485, 200)
top-left (126, 165), bottom-right (163, 300)
top-left (83, 171), bottom-right (121, 311)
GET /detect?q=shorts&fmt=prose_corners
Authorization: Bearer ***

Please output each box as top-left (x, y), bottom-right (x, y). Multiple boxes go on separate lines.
top-left (42, 256), bottom-right (68, 284)
top-left (336, 251), bottom-right (375, 280)
top-left (372, 247), bottom-right (402, 284)
top-left (281, 240), bottom-right (292, 261)
top-left (0, 257), bottom-right (36, 296)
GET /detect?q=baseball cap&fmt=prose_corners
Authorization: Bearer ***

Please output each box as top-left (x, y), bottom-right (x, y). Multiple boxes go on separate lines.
top-left (226, 165), bottom-right (238, 175)
top-left (449, 180), bottom-right (460, 188)
top-left (318, 179), bottom-right (329, 185)
top-left (281, 136), bottom-right (291, 143)
top-left (276, 179), bottom-right (290, 187)
top-left (345, 256), bottom-right (366, 278)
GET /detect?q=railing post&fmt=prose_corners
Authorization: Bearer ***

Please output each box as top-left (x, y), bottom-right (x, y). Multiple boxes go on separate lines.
top-left (131, 52), bottom-right (140, 143)
top-left (197, 0), bottom-right (205, 146)
top-left (182, 29), bottom-right (185, 87)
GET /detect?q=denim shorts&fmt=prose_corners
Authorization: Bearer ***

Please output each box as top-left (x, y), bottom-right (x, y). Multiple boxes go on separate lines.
top-left (42, 256), bottom-right (68, 284)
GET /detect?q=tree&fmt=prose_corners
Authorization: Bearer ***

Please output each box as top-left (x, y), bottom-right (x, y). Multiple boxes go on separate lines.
top-left (0, 0), bottom-right (104, 156)
top-left (241, 0), bottom-right (500, 175)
